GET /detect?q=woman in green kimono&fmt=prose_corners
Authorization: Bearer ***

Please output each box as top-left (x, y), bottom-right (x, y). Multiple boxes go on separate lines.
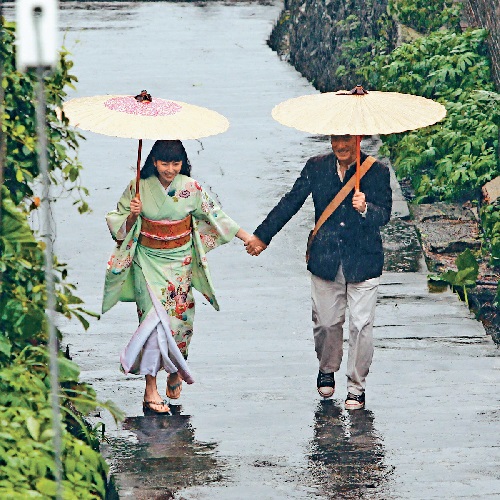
top-left (103, 140), bottom-right (250, 414)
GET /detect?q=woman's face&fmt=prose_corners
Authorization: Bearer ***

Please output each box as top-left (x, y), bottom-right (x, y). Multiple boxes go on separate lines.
top-left (154, 159), bottom-right (183, 187)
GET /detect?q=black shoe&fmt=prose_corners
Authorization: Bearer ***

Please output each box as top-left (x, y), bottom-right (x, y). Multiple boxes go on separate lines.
top-left (345, 392), bottom-right (365, 410)
top-left (317, 371), bottom-right (335, 398)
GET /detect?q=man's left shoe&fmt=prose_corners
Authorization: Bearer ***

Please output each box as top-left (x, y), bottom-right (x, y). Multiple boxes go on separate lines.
top-left (345, 392), bottom-right (365, 410)
top-left (317, 371), bottom-right (335, 398)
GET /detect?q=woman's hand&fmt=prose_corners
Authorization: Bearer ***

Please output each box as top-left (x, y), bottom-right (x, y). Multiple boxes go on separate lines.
top-left (126, 197), bottom-right (142, 232)
top-left (130, 197), bottom-right (143, 216)
top-left (235, 228), bottom-right (252, 244)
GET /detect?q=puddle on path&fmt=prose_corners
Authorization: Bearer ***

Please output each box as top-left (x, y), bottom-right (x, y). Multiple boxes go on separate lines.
top-left (308, 400), bottom-right (392, 499)
top-left (103, 408), bottom-right (224, 499)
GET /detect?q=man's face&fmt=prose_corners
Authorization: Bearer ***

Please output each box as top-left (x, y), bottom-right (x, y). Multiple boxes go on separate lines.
top-left (330, 135), bottom-right (357, 165)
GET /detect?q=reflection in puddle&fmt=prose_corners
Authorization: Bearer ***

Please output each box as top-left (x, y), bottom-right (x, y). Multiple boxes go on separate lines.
top-left (106, 408), bottom-right (224, 499)
top-left (309, 400), bottom-right (392, 499)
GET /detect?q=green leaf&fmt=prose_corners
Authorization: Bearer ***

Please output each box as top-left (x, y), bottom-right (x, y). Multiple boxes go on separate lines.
top-left (57, 357), bottom-right (80, 382)
top-left (439, 269), bottom-right (458, 285)
top-left (0, 337), bottom-right (12, 357)
top-left (26, 416), bottom-right (40, 441)
top-left (454, 267), bottom-right (477, 287)
top-left (35, 478), bottom-right (57, 496)
top-left (455, 248), bottom-right (478, 273)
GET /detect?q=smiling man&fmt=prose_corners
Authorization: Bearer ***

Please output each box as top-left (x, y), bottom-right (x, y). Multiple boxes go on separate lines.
top-left (245, 135), bottom-right (392, 410)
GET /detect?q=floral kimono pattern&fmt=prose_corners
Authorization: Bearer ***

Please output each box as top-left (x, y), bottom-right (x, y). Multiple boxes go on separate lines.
top-left (103, 174), bottom-right (239, 375)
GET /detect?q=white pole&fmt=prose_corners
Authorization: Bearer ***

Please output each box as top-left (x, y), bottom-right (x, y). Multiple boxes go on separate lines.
top-left (16, 1), bottom-right (63, 497)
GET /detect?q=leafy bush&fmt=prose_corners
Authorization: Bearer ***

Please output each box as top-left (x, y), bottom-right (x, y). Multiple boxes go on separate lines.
top-left (386, 90), bottom-right (499, 201)
top-left (480, 201), bottom-right (500, 269)
top-left (351, 2), bottom-right (500, 310)
top-left (362, 29), bottom-right (499, 202)
top-left (0, 348), bottom-right (121, 499)
top-left (388, 0), bottom-right (462, 34)
top-left (0, 187), bottom-right (98, 363)
top-left (1, 20), bottom-right (88, 211)
top-left (1, 17), bottom-right (122, 498)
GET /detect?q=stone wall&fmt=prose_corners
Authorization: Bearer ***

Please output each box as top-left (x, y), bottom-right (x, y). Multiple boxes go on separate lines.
top-left (268, 0), bottom-right (397, 92)
top-left (463, 0), bottom-right (500, 90)
top-left (269, 0), bottom-right (500, 92)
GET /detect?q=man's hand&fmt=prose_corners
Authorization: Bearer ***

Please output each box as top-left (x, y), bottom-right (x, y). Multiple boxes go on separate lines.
top-left (245, 234), bottom-right (267, 256)
top-left (352, 190), bottom-right (367, 213)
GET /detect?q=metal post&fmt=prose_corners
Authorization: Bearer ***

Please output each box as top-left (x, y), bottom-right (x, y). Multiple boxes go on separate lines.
top-left (33, 8), bottom-right (63, 499)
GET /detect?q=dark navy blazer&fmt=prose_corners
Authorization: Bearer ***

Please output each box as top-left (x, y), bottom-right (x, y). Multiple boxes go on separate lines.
top-left (254, 151), bottom-right (392, 283)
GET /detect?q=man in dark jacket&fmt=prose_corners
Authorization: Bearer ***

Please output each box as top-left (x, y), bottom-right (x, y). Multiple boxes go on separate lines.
top-left (245, 135), bottom-right (392, 410)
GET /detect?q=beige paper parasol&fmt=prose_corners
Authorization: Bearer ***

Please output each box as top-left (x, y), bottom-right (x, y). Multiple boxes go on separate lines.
top-left (272, 85), bottom-right (447, 189)
top-left (63, 91), bottom-right (230, 197)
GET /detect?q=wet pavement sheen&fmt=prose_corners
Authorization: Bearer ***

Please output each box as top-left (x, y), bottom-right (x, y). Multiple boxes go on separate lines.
top-left (4, 1), bottom-right (500, 498)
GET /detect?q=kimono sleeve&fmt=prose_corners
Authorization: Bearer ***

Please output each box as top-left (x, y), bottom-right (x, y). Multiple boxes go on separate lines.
top-left (191, 183), bottom-right (240, 253)
top-left (106, 180), bottom-right (136, 240)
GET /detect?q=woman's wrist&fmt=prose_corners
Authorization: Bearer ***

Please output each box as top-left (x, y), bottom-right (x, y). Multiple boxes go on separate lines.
top-left (126, 213), bottom-right (139, 232)
top-left (236, 228), bottom-right (250, 242)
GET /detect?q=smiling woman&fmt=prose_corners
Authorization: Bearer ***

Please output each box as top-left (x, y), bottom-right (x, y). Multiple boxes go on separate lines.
top-left (103, 139), bottom-right (251, 414)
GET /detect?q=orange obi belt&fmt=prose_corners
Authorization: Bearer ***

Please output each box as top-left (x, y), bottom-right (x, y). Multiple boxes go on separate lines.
top-left (139, 215), bottom-right (192, 249)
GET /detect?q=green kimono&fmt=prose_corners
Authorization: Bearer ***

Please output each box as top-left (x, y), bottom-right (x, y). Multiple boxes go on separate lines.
top-left (103, 174), bottom-right (239, 372)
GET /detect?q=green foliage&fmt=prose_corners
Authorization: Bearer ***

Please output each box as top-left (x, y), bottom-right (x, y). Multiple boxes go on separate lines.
top-left (1, 20), bottom-right (89, 212)
top-left (363, 29), bottom-right (499, 202)
top-left (388, 0), bottom-right (462, 34)
top-left (365, 29), bottom-right (493, 98)
top-left (336, 12), bottom-right (395, 89)
top-left (480, 202), bottom-right (500, 269)
top-left (0, 187), bottom-right (99, 364)
top-left (1, 18), bottom-right (121, 498)
top-left (429, 249), bottom-right (479, 305)
top-left (386, 90), bottom-right (499, 202)
top-left (0, 348), bottom-right (123, 499)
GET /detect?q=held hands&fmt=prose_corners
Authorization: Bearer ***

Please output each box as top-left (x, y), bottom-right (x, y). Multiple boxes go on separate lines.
top-left (236, 229), bottom-right (267, 256)
top-left (245, 234), bottom-right (267, 256)
top-left (352, 190), bottom-right (367, 214)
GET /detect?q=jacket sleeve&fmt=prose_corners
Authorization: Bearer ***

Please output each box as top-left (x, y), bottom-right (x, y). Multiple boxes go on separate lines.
top-left (254, 163), bottom-right (312, 245)
top-left (364, 163), bottom-right (392, 228)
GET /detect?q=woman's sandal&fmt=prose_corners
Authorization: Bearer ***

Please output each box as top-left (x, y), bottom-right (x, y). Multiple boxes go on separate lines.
top-left (344, 392), bottom-right (365, 410)
top-left (143, 400), bottom-right (172, 415)
top-left (166, 374), bottom-right (183, 399)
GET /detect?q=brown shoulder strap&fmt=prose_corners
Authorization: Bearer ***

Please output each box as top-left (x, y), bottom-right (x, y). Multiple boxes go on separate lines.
top-left (306, 156), bottom-right (376, 261)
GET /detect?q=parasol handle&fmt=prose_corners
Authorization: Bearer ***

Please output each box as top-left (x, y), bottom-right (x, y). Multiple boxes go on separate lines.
top-left (355, 135), bottom-right (361, 191)
top-left (135, 139), bottom-right (142, 200)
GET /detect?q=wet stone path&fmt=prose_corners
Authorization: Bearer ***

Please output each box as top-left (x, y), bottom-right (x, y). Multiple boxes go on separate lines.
top-left (4, 1), bottom-right (500, 498)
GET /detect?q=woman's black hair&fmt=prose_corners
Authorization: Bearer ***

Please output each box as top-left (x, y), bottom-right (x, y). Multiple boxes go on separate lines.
top-left (140, 140), bottom-right (192, 179)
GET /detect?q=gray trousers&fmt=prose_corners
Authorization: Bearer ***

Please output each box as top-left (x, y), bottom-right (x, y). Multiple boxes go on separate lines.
top-left (311, 266), bottom-right (379, 395)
